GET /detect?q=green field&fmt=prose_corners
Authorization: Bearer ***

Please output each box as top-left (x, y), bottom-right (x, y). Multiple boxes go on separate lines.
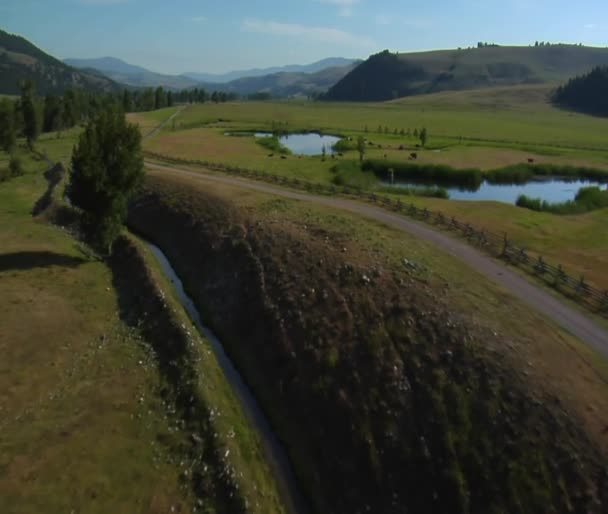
top-left (0, 140), bottom-right (286, 513)
top-left (137, 90), bottom-right (608, 290)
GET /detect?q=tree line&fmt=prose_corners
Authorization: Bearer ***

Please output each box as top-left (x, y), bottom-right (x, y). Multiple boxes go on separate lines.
top-left (552, 66), bottom-right (608, 117)
top-left (0, 81), bottom-right (240, 153)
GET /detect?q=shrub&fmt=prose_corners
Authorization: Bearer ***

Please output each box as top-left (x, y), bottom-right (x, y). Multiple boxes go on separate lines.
top-left (256, 136), bottom-right (291, 155)
top-left (516, 187), bottom-right (608, 214)
top-left (331, 160), bottom-right (378, 189)
top-left (363, 159), bottom-right (482, 189)
top-left (9, 155), bottom-right (23, 177)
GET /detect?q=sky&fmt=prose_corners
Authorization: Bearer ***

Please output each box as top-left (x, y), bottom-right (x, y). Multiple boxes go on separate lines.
top-left (1, 0), bottom-right (607, 74)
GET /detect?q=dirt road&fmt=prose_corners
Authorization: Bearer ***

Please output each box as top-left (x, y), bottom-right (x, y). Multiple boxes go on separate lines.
top-left (145, 161), bottom-right (608, 359)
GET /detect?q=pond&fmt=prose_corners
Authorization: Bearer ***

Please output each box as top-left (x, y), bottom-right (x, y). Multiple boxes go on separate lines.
top-left (387, 179), bottom-right (607, 205)
top-left (255, 132), bottom-right (341, 156)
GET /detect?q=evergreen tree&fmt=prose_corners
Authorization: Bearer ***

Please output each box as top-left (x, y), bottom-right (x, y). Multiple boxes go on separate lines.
top-left (20, 80), bottom-right (39, 148)
top-left (122, 89), bottom-right (133, 112)
top-left (67, 107), bottom-right (144, 253)
top-left (357, 135), bottom-right (366, 162)
top-left (43, 94), bottom-right (62, 133)
top-left (0, 99), bottom-right (16, 152)
top-left (420, 127), bottom-right (428, 147)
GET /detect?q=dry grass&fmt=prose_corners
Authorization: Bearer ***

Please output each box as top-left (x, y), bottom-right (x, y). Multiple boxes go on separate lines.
top-left (147, 169), bottom-right (608, 455)
top-left (0, 158), bottom-right (192, 513)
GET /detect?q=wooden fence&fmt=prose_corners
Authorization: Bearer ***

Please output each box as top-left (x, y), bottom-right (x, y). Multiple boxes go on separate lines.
top-left (144, 150), bottom-right (608, 317)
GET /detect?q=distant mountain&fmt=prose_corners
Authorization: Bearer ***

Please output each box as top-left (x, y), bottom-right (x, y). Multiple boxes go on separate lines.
top-left (0, 29), bottom-right (117, 95)
top-left (553, 66), bottom-right (608, 117)
top-left (209, 62), bottom-right (359, 97)
top-left (64, 56), bottom-right (199, 90)
top-left (183, 57), bottom-right (359, 84)
top-left (325, 46), bottom-right (608, 102)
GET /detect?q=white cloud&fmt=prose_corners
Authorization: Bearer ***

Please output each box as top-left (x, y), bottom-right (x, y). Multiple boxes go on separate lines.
top-left (242, 19), bottom-right (374, 48)
top-left (189, 16), bottom-right (207, 23)
top-left (584, 23), bottom-right (596, 29)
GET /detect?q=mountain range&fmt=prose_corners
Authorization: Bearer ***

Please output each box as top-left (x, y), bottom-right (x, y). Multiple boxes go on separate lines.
top-left (182, 57), bottom-right (358, 83)
top-left (63, 55), bottom-right (359, 96)
top-left (6, 27), bottom-right (608, 103)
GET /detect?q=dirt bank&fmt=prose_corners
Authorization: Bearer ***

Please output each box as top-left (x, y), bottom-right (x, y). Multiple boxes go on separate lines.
top-left (128, 173), bottom-right (608, 514)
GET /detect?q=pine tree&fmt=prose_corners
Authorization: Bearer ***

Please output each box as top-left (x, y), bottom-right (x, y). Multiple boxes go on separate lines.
top-left (67, 107), bottom-right (144, 253)
top-left (0, 99), bottom-right (16, 152)
top-left (20, 80), bottom-right (39, 148)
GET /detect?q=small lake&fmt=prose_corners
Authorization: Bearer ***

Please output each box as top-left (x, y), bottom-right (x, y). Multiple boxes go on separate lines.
top-left (388, 179), bottom-right (606, 205)
top-left (255, 132), bottom-right (341, 156)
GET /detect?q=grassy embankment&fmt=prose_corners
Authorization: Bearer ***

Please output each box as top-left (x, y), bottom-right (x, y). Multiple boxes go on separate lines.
top-left (138, 95), bottom-right (608, 290)
top-left (0, 142), bottom-right (286, 514)
top-left (129, 168), bottom-right (608, 514)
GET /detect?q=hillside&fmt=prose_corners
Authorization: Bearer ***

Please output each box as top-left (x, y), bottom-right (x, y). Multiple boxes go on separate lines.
top-left (553, 66), bottom-right (608, 117)
top-left (325, 45), bottom-right (608, 101)
top-left (128, 170), bottom-right (608, 514)
top-left (64, 56), bottom-right (199, 90)
top-left (0, 29), bottom-right (117, 95)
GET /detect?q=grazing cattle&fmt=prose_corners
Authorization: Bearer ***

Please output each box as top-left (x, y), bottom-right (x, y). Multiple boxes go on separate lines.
top-left (528, 158), bottom-right (535, 163)
top-left (410, 152), bottom-right (418, 160)
top-left (338, 152), bottom-right (344, 157)
top-left (268, 153), bottom-right (274, 157)
top-left (399, 145), bottom-right (405, 150)
top-left (280, 155), bottom-right (287, 160)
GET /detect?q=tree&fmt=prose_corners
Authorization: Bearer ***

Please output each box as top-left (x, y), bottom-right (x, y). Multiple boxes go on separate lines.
top-left (0, 99), bottom-right (16, 152)
top-left (20, 80), bottom-right (39, 148)
top-left (67, 107), bottom-right (144, 253)
top-left (122, 89), bottom-right (133, 112)
top-left (154, 87), bottom-right (166, 110)
top-left (413, 128), bottom-right (419, 139)
top-left (321, 145), bottom-right (326, 162)
top-left (43, 94), bottom-right (62, 133)
top-left (357, 135), bottom-right (366, 162)
top-left (420, 127), bottom-right (428, 147)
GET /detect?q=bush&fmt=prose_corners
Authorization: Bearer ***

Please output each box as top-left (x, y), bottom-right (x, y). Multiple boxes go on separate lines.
top-left (516, 187), bottom-right (608, 214)
top-left (381, 185), bottom-right (450, 199)
top-left (9, 155), bottom-right (23, 177)
top-left (255, 136), bottom-right (291, 155)
top-left (332, 138), bottom-right (355, 153)
top-left (331, 160), bottom-right (379, 189)
top-left (363, 159), bottom-right (482, 189)
top-left (487, 163), bottom-right (608, 184)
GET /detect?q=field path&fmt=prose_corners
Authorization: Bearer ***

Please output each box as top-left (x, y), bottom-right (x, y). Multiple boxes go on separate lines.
top-left (145, 161), bottom-right (608, 359)
top-left (143, 106), bottom-right (186, 140)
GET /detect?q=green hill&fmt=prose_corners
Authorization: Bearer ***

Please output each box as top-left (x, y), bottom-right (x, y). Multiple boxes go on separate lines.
top-left (553, 66), bottom-right (608, 117)
top-left (0, 29), bottom-right (118, 95)
top-left (325, 45), bottom-right (608, 102)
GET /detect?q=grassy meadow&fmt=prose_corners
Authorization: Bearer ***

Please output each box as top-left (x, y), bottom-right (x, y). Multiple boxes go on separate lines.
top-left (0, 138), bottom-right (286, 513)
top-left (137, 90), bottom-right (608, 290)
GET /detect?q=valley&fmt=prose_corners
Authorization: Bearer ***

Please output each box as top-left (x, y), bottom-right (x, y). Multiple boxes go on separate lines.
top-left (2, 19), bottom-right (608, 514)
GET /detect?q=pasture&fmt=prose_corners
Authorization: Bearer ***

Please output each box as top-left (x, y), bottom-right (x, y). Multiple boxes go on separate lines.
top-left (137, 89), bottom-right (608, 290)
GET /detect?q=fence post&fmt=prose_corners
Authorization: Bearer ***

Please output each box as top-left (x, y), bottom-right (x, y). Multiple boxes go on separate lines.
top-left (534, 256), bottom-right (547, 275)
top-left (576, 275), bottom-right (589, 296)
top-left (501, 233), bottom-right (510, 257)
top-left (555, 265), bottom-right (567, 287)
top-left (601, 292), bottom-right (608, 312)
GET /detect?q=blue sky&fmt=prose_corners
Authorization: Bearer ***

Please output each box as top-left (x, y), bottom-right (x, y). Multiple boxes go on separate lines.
top-left (1, 0), bottom-right (607, 74)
